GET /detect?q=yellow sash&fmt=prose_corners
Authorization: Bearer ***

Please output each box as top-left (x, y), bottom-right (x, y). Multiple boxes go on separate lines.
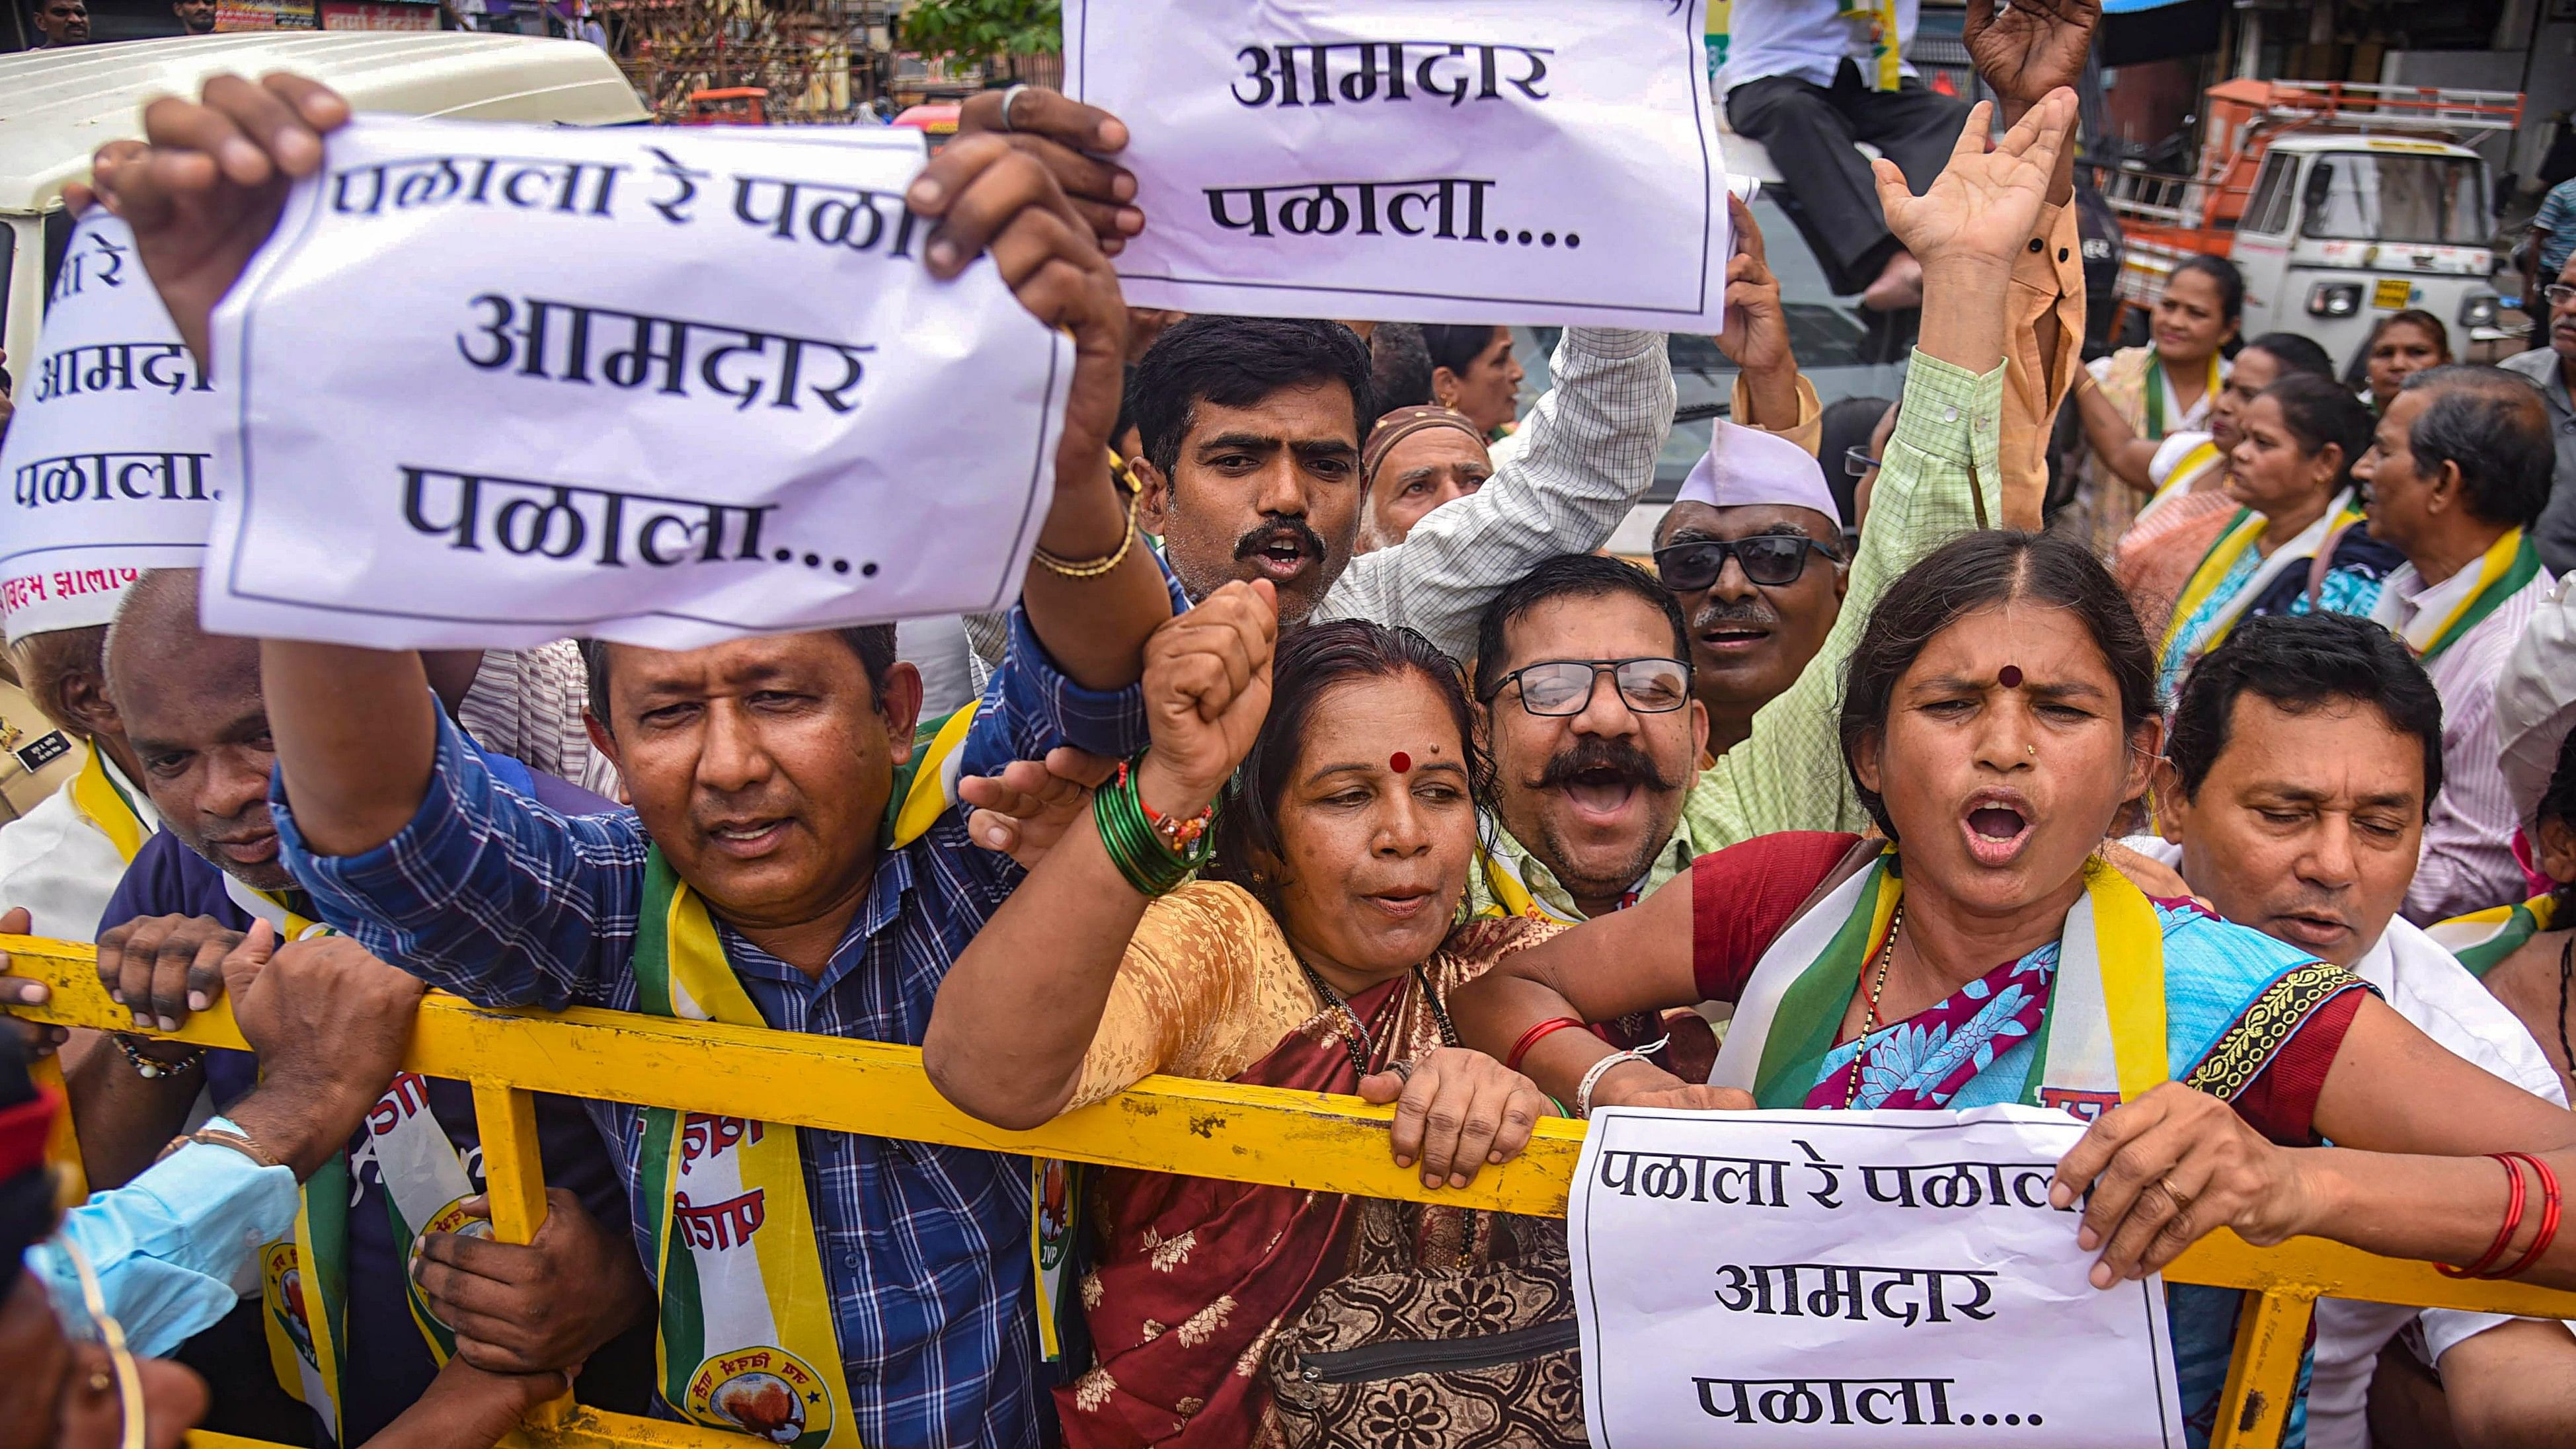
top-left (1834, 0), bottom-right (1902, 89)
top-left (2140, 437), bottom-right (2225, 520)
top-left (67, 741), bottom-right (150, 863)
top-left (635, 855), bottom-right (861, 1449)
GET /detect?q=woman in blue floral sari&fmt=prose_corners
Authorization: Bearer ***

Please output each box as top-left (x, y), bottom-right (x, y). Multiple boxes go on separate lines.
top-left (1454, 529), bottom-right (2576, 1448)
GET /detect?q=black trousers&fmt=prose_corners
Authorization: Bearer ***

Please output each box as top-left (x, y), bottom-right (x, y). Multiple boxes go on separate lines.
top-left (1725, 62), bottom-right (1971, 295)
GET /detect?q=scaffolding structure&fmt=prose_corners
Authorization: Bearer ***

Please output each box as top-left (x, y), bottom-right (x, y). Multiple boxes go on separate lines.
top-left (604, 0), bottom-right (892, 123)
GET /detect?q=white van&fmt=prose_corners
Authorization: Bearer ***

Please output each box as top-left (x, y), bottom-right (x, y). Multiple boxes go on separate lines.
top-left (1, 30), bottom-right (648, 376)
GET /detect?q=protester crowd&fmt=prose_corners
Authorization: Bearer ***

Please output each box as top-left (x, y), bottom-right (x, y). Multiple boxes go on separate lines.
top-left (9, 2), bottom-right (2576, 1448)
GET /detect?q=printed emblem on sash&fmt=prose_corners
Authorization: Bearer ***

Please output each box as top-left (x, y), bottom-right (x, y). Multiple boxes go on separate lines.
top-left (2037, 1087), bottom-right (2122, 1122)
top-left (262, 1243), bottom-right (315, 1362)
top-left (1036, 1158), bottom-right (1073, 1272)
top-left (686, 1347), bottom-right (832, 1446)
top-left (407, 1196), bottom-right (496, 1329)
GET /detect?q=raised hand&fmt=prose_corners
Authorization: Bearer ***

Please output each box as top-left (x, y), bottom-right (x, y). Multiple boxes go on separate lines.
top-left (1360, 1047), bottom-right (1549, 1190)
top-left (1964, 0), bottom-right (2099, 112)
top-left (960, 746), bottom-right (1119, 867)
top-left (1713, 193), bottom-right (1793, 380)
top-left (955, 86), bottom-right (1145, 255)
top-left (1136, 580), bottom-right (1278, 817)
top-left (1873, 91), bottom-right (2076, 278)
top-left (86, 73), bottom-right (352, 365)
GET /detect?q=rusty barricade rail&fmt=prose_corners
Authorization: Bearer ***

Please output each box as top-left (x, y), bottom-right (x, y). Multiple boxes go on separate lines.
top-left (9, 933), bottom-right (2576, 1449)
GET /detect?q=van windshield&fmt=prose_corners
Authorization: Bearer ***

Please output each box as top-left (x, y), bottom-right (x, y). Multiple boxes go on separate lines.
top-left (2300, 153), bottom-right (2485, 244)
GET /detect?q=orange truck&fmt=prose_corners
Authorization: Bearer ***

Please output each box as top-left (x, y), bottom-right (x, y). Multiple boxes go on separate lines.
top-left (2097, 79), bottom-right (2520, 370)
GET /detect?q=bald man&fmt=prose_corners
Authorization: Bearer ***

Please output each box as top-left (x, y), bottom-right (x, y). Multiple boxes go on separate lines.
top-left (71, 570), bottom-right (654, 1446)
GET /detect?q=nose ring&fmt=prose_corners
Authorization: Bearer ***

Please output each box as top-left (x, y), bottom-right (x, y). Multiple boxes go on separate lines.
top-left (2026, 744), bottom-right (2037, 758)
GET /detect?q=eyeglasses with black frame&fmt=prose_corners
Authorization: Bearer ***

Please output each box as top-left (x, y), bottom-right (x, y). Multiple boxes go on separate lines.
top-left (1482, 657), bottom-right (1692, 717)
top-left (1651, 535), bottom-right (1841, 592)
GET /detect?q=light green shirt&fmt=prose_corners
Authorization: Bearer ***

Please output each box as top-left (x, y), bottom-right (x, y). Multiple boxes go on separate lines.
top-left (1682, 350), bottom-right (2007, 849)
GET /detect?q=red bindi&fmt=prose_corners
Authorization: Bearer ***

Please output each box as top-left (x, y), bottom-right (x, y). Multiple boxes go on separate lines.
top-left (1998, 665), bottom-right (2024, 689)
top-left (1389, 752), bottom-right (1412, 774)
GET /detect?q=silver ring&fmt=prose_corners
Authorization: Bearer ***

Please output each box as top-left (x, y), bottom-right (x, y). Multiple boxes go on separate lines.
top-left (997, 83), bottom-right (1031, 133)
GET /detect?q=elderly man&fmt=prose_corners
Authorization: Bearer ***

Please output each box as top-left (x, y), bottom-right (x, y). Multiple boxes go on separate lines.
top-left (2355, 365), bottom-right (2562, 923)
top-left (2504, 253), bottom-right (2576, 576)
top-left (1469, 555), bottom-right (1707, 923)
top-left (1652, 421), bottom-right (1847, 764)
top-left (0, 621), bottom-right (160, 944)
top-left (102, 69), bottom-right (1183, 1447)
top-left (64, 570), bottom-right (651, 1448)
top-left (1355, 406), bottom-right (1492, 554)
top-left (2142, 611), bottom-right (2576, 1449)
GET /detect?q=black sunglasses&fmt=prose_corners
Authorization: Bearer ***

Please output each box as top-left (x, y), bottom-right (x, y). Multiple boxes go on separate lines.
top-left (1652, 535), bottom-right (1840, 592)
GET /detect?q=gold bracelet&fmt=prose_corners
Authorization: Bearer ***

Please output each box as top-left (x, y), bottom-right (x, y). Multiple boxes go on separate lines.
top-left (155, 1124), bottom-right (283, 1172)
top-left (1031, 483), bottom-right (1141, 579)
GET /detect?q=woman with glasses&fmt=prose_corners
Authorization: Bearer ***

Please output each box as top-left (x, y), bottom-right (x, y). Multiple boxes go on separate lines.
top-left (1454, 528), bottom-right (2576, 1446)
top-left (925, 589), bottom-right (1576, 1448)
top-left (2155, 374), bottom-right (2401, 697)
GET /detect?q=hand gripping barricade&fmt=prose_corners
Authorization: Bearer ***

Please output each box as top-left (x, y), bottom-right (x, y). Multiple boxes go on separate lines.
top-left (9, 929), bottom-right (2576, 1449)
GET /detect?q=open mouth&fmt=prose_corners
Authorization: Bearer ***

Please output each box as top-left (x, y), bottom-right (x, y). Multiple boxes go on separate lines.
top-left (1364, 889), bottom-right (1438, 921)
top-left (1697, 623), bottom-right (1771, 654)
top-left (1959, 795), bottom-right (2033, 867)
top-left (704, 818), bottom-right (793, 857)
top-left (1560, 767), bottom-right (1643, 823)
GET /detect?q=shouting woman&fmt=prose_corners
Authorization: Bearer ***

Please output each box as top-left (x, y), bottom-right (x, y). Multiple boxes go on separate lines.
top-left (1451, 529), bottom-right (2576, 1448)
top-left (925, 587), bottom-right (1575, 1448)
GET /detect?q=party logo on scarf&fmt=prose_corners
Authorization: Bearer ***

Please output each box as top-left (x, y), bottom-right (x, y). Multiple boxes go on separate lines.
top-left (687, 1347), bottom-right (834, 1448)
top-left (262, 1243), bottom-right (315, 1361)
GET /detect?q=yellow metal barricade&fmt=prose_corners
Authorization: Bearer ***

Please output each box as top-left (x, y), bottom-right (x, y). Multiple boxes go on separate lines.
top-left (10, 932), bottom-right (2576, 1449)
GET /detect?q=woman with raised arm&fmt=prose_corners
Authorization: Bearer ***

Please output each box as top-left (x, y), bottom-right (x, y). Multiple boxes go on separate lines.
top-left (924, 586), bottom-right (1575, 1448)
top-left (1450, 526), bottom-right (2576, 1448)
top-left (2067, 255), bottom-right (2242, 554)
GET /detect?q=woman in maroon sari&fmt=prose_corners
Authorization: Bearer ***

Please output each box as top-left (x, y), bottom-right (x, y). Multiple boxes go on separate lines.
top-left (925, 584), bottom-right (1564, 1447)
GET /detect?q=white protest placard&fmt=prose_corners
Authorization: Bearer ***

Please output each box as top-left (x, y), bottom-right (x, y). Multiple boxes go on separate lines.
top-left (202, 116), bottom-right (1073, 650)
top-left (1064, 0), bottom-right (1731, 330)
top-left (1570, 1105), bottom-right (2187, 1447)
top-left (0, 213), bottom-right (223, 642)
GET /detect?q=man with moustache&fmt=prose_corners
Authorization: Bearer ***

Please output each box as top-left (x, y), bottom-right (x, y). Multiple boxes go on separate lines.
top-left (171, 0), bottom-right (215, 34)
top-left (1468, 555), bottom-right (1706, 924)
top-left (2503, 252), bottom-right (2576, 575)
top-left (1649, 422), bottom-right (1847, 767)
top-left (2138, 611), bottom-right (2576, 1449)
top-left (26, 0), bottom-right (87, 45)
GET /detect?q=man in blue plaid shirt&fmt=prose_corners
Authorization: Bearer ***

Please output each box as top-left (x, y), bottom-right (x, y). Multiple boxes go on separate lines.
top-left (100, 75), bottom-right (1218, 1449)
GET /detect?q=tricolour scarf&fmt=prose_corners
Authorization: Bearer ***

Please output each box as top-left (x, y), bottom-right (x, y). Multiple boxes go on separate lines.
top-left (632, 849), bottom-right (861, 1448)
top-left (2428, 894), bottom-right (2561, 980)
top-left (2159, 490), bottom-right (2362, 682)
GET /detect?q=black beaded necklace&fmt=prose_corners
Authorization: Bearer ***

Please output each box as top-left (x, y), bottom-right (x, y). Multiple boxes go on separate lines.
top-left (1297, 956), bottom-right (1458, 1077)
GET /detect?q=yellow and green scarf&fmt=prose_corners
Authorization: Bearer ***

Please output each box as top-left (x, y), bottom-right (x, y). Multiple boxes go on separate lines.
top-left (2429, 894), bottom-right (2560, 980)
top-left (2400, 529), bottom-right (2542, 664)
top-left (66, 740), bottom-right (152, 863)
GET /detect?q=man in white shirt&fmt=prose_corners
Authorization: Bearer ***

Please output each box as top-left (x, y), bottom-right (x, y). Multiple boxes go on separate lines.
top-left (1719, 0), bottom-right (1969, 309)
top-left (2357, 364), bottom-right (2564, 923)
top-left (2147, 611), bottom-right (2576, 1449)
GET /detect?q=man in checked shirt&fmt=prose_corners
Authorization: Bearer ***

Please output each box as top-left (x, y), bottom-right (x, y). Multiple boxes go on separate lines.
top-left (95, 74), bottom-right (1199, 1448)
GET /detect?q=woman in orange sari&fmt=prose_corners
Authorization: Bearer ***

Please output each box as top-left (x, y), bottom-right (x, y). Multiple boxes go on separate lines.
top-left (927, 585), bottom-right (1570, 1447)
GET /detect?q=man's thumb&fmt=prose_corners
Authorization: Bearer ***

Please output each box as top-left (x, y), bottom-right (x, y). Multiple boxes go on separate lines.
top-left (0, 906), bottom-right (30, 937)
top-left (219, 918), bottom-right (279, 999)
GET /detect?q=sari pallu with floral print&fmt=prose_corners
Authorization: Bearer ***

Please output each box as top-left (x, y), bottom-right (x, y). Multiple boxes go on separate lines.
top-left (1060, 922), bottom-right (1551, 1449)
top-left (1706, 845), bottom-right (2371, 1449)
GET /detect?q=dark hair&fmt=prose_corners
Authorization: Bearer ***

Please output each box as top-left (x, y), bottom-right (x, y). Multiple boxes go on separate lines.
top-left (2251, 373), bottom-right (2375, 494)
top-left (1206, 619), bottom-right (1485, 909)
top-left (2343, 310), bottom-right (2452, 391)
top-left (581, 627), bottom-right (897, 727)
top-left (2240, 332), bottom-right (2334, 381)
top-left (2399, 364), bottom-right (2556, 529)
top-left (1838, 531), bottom-right (2156, 840)
top-left (1367, 323), bottom-right (1436, 424)
top-left (2166, 255), bottom-right (2244, 325)
top-left (2540, 730), bottom-right (2576, 911)
top-left (1132, 316), bottom-right (1375, 481)
top-left (1421, 323), bottom-right (1504, 379)
top-left (1470, 554), bottom-right (1693, 703)
top-left (2167, 613), bottom-right (2444, 818)
top-left (1818, 395), bottom-right (1896, 526)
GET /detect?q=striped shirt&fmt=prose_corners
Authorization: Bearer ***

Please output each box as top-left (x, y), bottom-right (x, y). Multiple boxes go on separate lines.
top-left (2380, 559), bottom-right (2559, 923)
top-left (274, 596), bottom-right (1173, 1449)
